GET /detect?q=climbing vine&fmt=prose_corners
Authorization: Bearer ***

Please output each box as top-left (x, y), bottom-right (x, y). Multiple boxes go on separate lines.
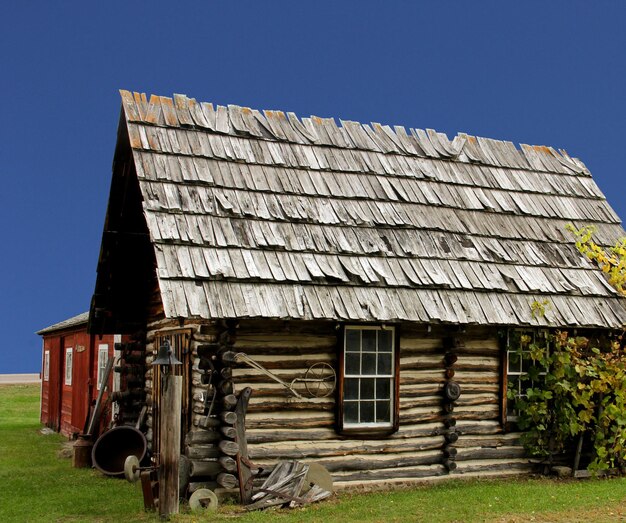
top-left (510, 330), bottom-right (626, 470)
top-left (510, 225), bottom-right (626, 471)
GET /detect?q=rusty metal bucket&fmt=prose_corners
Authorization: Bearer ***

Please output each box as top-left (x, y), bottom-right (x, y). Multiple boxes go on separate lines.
top-left (72, 434), bottom-right (94, 468)
top-left (91, 426), bottom-right (147, 477)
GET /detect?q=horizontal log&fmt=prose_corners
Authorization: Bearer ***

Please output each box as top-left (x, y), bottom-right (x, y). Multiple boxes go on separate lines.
top-left (399, 339), bottom-right (442, 351)
top-left (454, 363), bottom-right (499, 372)
top-left (455, 395), bottom-right (498, 407)
top-left (216, 472), bottom-right (238, 489)
top-left (185, 429), bottom-right (220, 445)
top-left (189, 459), bottom-right (222, 478)
top-left (219, 440), bottom-right (240, 456)
top-left (221, 426), bottom-right (237, 439)
top-left (455, 434), bottom-right (522, 448)
top-left (246, 428), bottom-right (339, 444)
top-left (255, 451), bottom-right (443, 474)
top-left (248, 436), bottom-right (444, 460)
top-left (234, 335), bottom-right (336, 351)
top-left (221, 411), bottom-right (238, 425)
top-left (455, 446), bottom-right (527, 461)
top-left (455, 421), bottom-right (504, 436)
top-left (246, 417), bottom-right (335, 429)
top-left (222, 394), bottom-right (237, 410)
top-left (218, 456), bottom-right (237, 472)
top-left (399, 412), bottom-right (443, 425)
top-left (332, 463), bottom-right (447, 482)
top-left (400, 372), bottom-right (447, 385)
top-left (185, 445), bottom-right (220, 460)
top-left (247, 400), bottom-right (334, 413)
top-left (453, 459), bottom-right (536, 475)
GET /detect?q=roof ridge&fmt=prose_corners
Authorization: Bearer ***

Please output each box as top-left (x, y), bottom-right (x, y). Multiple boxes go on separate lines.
top-left (119, 90), bottom-right (589, 177)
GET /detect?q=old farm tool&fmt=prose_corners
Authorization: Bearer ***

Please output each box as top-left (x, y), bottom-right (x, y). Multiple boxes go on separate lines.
top-left (233, 353), bottom-right (336, 398)
top-left (123, 454), bottom-right (159, 511)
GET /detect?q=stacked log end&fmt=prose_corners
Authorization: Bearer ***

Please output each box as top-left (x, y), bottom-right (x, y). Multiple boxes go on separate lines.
top-left (187, 320), bottom-right (239, 494)
top-left (442, 336), bottom-right (461, 473)
top-left (113, 338), bottom-right (147, 427)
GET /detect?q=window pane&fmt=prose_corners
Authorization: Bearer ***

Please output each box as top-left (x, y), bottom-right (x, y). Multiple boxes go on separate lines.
top-left (344, 401), bottom-right (358, 423)
top-left (507, 397), bottom-right (516, 415)
top-left (378, 329), bottom-right (392, 352)
top-left (508, 352), bottom-right (521, 373)
top-left (346, 329), bottom-right (360, 351)
top-left (346, 353), bottom-right (360, 375)
top-left (376, 400), bottom-right (390, 423)
top-left (360, 401), bottom-right (375, 423)
top-left (345, 378), bottom-right (359, 400)
top-left (342, 327), bottom-right (395, 428)
top-left (362, 353), bottom-right (376, 374)
top-left (376, 379), bottom-right (391, 400)
top-left (377, 353), bottom-right (392, 375)
top-left (361, 379), bottom-right (375, 399)
top-left (522, 353), bottom-right (532, 373)
top-left (362, 330), bottom-right (376, 352)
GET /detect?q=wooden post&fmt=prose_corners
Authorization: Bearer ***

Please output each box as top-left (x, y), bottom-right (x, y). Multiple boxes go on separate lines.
top-left (159, 374), bottom-right (182, 518)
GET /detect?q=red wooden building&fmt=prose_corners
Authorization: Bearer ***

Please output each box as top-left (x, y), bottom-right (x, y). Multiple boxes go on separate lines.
top-left (37, 312), bottom-right (122, 437)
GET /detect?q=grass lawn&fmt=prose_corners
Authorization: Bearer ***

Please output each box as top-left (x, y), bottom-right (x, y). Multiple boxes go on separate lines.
top-left (1, 383), bottom-right (626, 522)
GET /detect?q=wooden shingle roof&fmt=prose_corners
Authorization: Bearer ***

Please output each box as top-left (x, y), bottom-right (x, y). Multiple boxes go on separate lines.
top-left (114, 90), bottom-right (626, 328)
top-left (37, 312), bottom-right (89, 335)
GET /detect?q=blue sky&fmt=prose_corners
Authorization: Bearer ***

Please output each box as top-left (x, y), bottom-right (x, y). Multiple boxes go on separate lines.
top-left (1, 2), bottom-right (624, 373)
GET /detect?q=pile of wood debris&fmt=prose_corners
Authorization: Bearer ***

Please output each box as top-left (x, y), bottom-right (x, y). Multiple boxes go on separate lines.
top-left (246, 460), bottom-right (333, 511)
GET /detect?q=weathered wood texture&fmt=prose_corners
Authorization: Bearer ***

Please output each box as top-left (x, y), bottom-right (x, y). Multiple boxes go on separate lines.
top-left (141, 318), bottom-right (536, 489)
top-left (225, 320), bottom-right (531, 487)
top-left (159, 374), bottom-right (182, 517)
top-left (106, 91), bottom-right (626, 331)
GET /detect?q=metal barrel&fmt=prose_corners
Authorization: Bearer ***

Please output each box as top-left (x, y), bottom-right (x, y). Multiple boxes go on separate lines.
top-left (91, 426), bottom-right (147, 477)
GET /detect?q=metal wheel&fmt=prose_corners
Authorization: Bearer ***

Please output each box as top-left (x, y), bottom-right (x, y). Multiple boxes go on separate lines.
top-left (123, 455), bottom-right (140, 483)
top-left (189, 488), bottom-right (218, 512)
top-left (304, 362), bottom-right (336, 398)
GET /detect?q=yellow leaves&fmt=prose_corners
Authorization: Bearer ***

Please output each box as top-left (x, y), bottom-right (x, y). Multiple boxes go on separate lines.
top-left (567, 224), bottom-right (626, 298)
top-left (531, 299), bottom-right (552, 319)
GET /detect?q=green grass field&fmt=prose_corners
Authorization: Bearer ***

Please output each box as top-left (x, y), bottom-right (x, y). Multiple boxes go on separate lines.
top-left (1, 383), bottom-right (625, 522)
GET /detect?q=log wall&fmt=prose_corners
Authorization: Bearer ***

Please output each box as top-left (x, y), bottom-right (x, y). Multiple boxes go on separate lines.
top-left (145, 318), bottom-right (534, 491)
top-left (231, 321), bottom-right (533, 488)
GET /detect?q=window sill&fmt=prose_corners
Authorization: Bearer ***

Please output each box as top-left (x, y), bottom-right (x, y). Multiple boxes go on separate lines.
top-left (338, 424), bottom-right (397, 438)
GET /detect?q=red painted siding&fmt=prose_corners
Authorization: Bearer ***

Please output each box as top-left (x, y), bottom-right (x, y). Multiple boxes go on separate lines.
top-left (40, 325), bottom-right (125, 437)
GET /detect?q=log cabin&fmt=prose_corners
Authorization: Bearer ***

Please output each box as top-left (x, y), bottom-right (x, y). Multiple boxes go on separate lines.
top-left (89, 91), bottom-right (626, 490)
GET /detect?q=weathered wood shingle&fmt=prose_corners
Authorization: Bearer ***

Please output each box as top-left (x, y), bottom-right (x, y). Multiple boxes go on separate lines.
top-left (120, 91), bottom-right (626, 328)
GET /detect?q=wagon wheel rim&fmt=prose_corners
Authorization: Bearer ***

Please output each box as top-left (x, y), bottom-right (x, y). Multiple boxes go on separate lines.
top-left (304, 362), bottom-right (336, 398)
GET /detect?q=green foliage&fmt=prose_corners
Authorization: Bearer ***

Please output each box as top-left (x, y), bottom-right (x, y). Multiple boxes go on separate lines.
top-left (510, 331), bottom-right (626, 470)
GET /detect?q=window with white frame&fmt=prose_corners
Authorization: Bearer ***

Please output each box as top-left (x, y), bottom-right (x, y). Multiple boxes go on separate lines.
top-left (65, 348), bottom-right (73, 386)
top-left (341, 326), bottom-right (396, 430)
top-left (506, 330), bottom-right (548, 420)
top-left (97, 344), bottom-right (109, 391)
top-left (43, 350), bottom-right (50, 381)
